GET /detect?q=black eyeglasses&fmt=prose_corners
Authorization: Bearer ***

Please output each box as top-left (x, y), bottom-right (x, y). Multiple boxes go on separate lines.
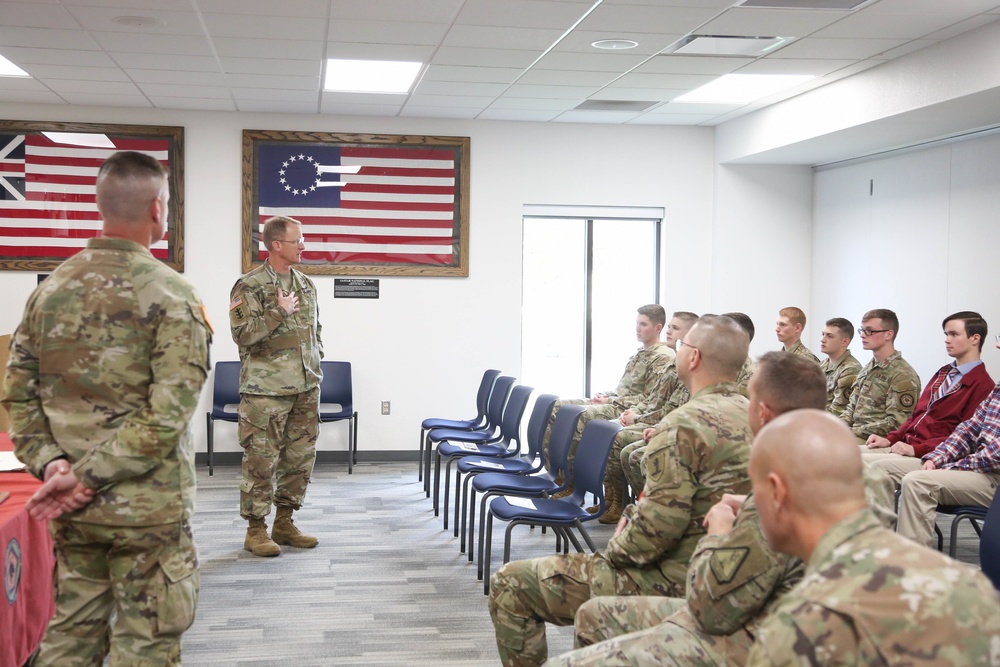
top-left (857, 328), bottom-right (889, 336)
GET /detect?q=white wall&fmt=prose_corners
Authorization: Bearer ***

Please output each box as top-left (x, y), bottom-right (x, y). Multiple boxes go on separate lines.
top-left (812, 132), bottom-right (1000, 387)
top-left (9, 102), bottom-right (803, 457)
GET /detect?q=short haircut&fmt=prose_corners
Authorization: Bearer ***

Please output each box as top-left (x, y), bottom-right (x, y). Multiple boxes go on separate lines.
top-left (262, 216), bottom-right (302, 252)
top-left (825, 317), bottom-right (855, 343)
top-left (95, 151), bottom-right (168, 223)
top-left (688, 314), bottom-right (749, 379)
top-left (722, 312), bottom-right (755, 342)
top-left (755, 351), bottom-right (827, 415)
top-left (862, 309), bottom-right (899, 336)
top-left (672, 311), bottom-right (699, 326)
top-left (778, 307), bottom-right (806, 327)
top-left (943, 311), bottom-right (988, 352)
top-left (637, 304), bottom-right (667, 328)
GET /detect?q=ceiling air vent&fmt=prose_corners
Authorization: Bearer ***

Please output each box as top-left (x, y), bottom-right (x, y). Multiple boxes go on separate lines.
top-left (574, 100), bottom-right (658, 112)
top-left (736, 0), bottom-right (875, 10)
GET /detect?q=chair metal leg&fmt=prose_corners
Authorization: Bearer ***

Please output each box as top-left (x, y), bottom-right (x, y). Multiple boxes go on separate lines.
top-left (206, 414), bottom-right (214, 477)
top-left (576, 520), bottom-right (598, 552)
top-left (418, 428), bottom-right (425, 481)
top-left (453, 464), bottom-right (464, 536)
top-left (347, 417), bottom-right (354, 475)
top-left (460, 473), bottom-right (478, 554)
top-left (503, 520), bottom-right (519, 565)
top-left (433, 452), bottom-right (443, 517)
top-left (562, 526), bottom-right (585, 553)
top-left (352, 412), bottom-right (358, 465)
top-left (424, 434), bottom-right (435, 497)
top-left (484, 512), bottom-right (495, 595)
top-left (442, 457), bottom-right (457, 530)
top-left (478, 492), bottom-right (498, 579)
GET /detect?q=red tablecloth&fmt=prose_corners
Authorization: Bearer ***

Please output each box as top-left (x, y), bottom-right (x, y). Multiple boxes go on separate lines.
top-left (1, 433), bottom-right (56, 667)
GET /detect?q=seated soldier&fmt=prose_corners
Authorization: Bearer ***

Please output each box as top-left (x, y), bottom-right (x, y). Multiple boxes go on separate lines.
top-left (747, 411), bottom-right (1000, 665)
top-left (542, 304), bottom-right (674, 477)
top-left (863, 311), bottom-right (992, 462)
top-left (544, 354), bottom-right (896, 667)
top-left (840, 308), bottom-right (921, 444)
top-left (597, 311), bottom-right (698, 523)
top-left (489, 316), bottom-right (753, 667)
top-left (775, 306), bottom-right (819, 363)
top-left (819, 316), bottom-right (861, 417)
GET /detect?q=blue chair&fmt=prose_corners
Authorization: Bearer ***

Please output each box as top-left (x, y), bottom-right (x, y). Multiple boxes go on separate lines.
top-left (440, 384), bottom-right (533, 532)
top-left (471, 404), bottom-right (585, 578)
top-left (319, 361), bottom-right (358, 475)
top-left (978, 489), bottom-right (1000, 591)
top-left (429, 376), bottom-right (516, 517)
top-left (456, 394), bottom-right (558, 555)
top-left (482, 419), bottom-right (621, 593)
top-left (419, 369), bottom-right (501, 486)
top-left (205, 361), bottom-right (241, 477)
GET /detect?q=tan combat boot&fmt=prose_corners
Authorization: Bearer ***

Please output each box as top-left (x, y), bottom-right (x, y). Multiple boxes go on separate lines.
top-left (245, 518), bottom-right (281, 557)
top-left (598, 482), bottom-right (623, 525)
top-left (271, 506), bottom-right (319, 549)
top-left (585, 481), bottom-right (612, 514)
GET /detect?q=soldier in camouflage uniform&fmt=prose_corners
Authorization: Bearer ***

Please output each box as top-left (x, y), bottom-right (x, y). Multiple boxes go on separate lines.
top-left (747, 410), bottom-right (1000, 666)
top-left (775, 306), bottom-right (820, 363)
top-left (598, 313), bottom-right (699, 523)
top-left (543, 354), bottom-right (897, 667)
top-left (840, 309), bottom-right (921, 443)
top-left (2, 152), bottom-right (212, 666)
top-left (489, 316), bottom-right (753, 667)
top-left (819, 317), bottom-right (861, 417)
top-left (230, 216), bottom-right (324, 556)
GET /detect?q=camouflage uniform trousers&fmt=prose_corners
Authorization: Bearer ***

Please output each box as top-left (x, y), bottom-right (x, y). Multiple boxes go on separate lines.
top-left (606, 427), bottom-right (645, 500)
top-left (567, 404), bottom-right (622, 478)
top-left (542, 399), bottom-right (591, 469)
top-left (620, 440), bottom-right (648, 495)
top-left (238, 386), bottom-right (320, 520)
top-left (34, 519), bottom-right (198, 667)
top-left (489, 552), bottom-right (683, 667)
top-left (543, 597), bottom-right (752, 666)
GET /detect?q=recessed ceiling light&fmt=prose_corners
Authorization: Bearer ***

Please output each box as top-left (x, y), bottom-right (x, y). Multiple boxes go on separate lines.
top-left (0, 53), bottom-right (29, 77)
top-left (591, 39), bottom-right (639, 50)
top-left (112, 15), bottom-right (165, 28)
top-left (324, 59), bottom-right (422, 94)
top-left (673, 73), bottom-right (814, 104)
top-left (663, 35), bottom-right (791, 57)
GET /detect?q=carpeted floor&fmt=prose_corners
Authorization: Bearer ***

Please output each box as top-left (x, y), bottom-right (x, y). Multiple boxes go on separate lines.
top-left (183, 461), bottom-right (985, 666)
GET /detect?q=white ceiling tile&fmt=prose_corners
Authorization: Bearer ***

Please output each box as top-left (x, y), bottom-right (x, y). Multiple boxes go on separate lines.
top-left (328, 0), bottom-right (464, 23)
top-left (326, 19), bottom-right (451, 46)
top-left (1, 2), bottom-right (80, 29)
top-left (44, 79), bottom-right (143, 95)
top-left (587, 87), bottom-right (678, 102)
top-left (149, 97), bottom-right (236, 111)
top-left (634, 55), bottom-right (752, 76)
top-left (321, 92), bottom-right (409, 106)
top-left (89, 31), bottom-right (214, 55)
top-left (608, 72), bottom-right (716, 90)
top-left (534, 50), bottom-right (646, 72)
top-left (319, 102), bottom-right (403, 117)
top-left (577, 3), bottom-right (723, 34)
top-left (13, 64), bottom-right (130, 81)
top-left (112, 52), bottom-right (220, 71)
top-left (232, 89), bottom-right (318, 104)
top-left (0, 90), bottom-right (67, 104)
top-left (442, 25), bottom-right (565, 51)
top-left (2, 47), bottom-right (117, 68)
top-left (225, 74), bottom-right (319, 91)
top-left (487, 97), bottom-right (579, 111)
top-left (553, 30), bottom-right (679, 56)
top-left (877, 39), bottom-right (938, 60)
top-left (326, 43), bottom-right (437, 62)
top-left (455, 0), bottom-right (593, 29)
top-left (211, 37), bottom-right (323, 60)
top-left (432, 46), bottom-right (541, 68)
top-left (196, 0), bottom-right (329, 18)
top-left (477, 108), bottom-right (562, 121)
top-left (814, 12), bottom-right (970, 40)
top-left (405, 94), bottom-right (493, 108)
top-left (503, 83), bottom-right (598, 99)
top-left (137, 82), bottom-right (231, 99)
top-left (864, 0), bottom-right (1000, 17)
top-left (517, 69), bottom-right (620, 86)
top-left (422, 65), bottom-right (523, 84)
top-left (652, 101), bottom-right (743, 115)
top-left (200, 13), bottom-right (326, 40)
top-left (236, 99), bottom-right (318, 113)
top-left (737, 58), bottom-right (856, 76)
top-left (414, 80), bottom-right (508, 96)
top-left (63, 6), bottom-right (205, 35)
top-left (627, 113), bottom-right (718, 125)
top-left (399, 105), bottom-right (481, 119)
top-left (57, 92), bottom-right (151, 106)
top-left (0, 77), bottom-right (55, 92)
top-left (0, 27), bottom-right (100, 50)
top-left (59, 0), bottom-right (179, 9)
top-left (698, 7), bottom-right (846, 37)
top-left (127, 69), bottom-right (227, 86)
top-left (220, 58), bottom-right (320, 77)
top-left (769, 37), bottom-right (909, 60)
top-left (926, 15), bottom-right (1000, 41)
top-left (552, 109), bottom-right (643, 123)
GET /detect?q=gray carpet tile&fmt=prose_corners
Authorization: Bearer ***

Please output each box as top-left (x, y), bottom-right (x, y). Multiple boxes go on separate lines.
top-left (184, 462), bottom-right (986, 666)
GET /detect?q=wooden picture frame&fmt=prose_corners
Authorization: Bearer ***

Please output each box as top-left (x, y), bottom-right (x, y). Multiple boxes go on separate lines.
top-left (242, 129), bottom-right (469, 277)
top-left (0, 119), bottom-right (184, 272)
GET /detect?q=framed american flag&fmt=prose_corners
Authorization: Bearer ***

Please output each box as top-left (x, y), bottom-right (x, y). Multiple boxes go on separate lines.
top-left (0, 119), bottom-right (184, 272)
top-left (242, 129), bottom-right (469, 277)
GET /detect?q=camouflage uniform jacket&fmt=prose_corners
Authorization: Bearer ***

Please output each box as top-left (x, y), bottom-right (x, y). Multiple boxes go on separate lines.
top-left (747, 508), bottom-right (1000, 666)
top-left (821, 350), bottom-right (862, 418)
top-left (685, 465), bottom-right (897, 640)
top-left (230, 261), bottom-right (323, 395)
top-left (784, 339), bottom-right (820, 364)
top-left (604, 382), bottom-right (753, 589)
top-left (607, 342), bottom-right (674, 410)
top-left (2, 238), bottom-right (212, 526)
top-left (735, 355), bottom-right (755, 398)
top-left (840, 350), bottom-right (921, 439)
top-left (630, 356), bottom-right (680, 421)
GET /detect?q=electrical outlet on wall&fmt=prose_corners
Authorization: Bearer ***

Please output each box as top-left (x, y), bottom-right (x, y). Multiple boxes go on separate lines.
top-left (381, 401), bottom-right (390, 415)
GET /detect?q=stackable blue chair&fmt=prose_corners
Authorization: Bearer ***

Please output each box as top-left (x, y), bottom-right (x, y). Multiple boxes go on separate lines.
top-left (428, 375), bottom-right (516, 517)
top-left (205, 361), bottom-right (241, 477)
top-left (482, 419), bottom-right (621, 594)
top-left (419, 369), bottom-right (501, 487)
top-left (456, 394), bottom-right (558, 554)
top-left (470, 404), bottom-right (585, 579)
top-left (438, 384), bottom-right (533, 532)
top-left (978, 490), bottom-right (1000, 592)
top-left (318, 361), bottom-right (358, 474)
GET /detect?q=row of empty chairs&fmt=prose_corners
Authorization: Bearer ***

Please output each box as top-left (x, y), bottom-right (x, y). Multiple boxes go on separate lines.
top-left (206, 360), bottom-right (358, 475)
top-left (419, 370), bottom-right (621, 592)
